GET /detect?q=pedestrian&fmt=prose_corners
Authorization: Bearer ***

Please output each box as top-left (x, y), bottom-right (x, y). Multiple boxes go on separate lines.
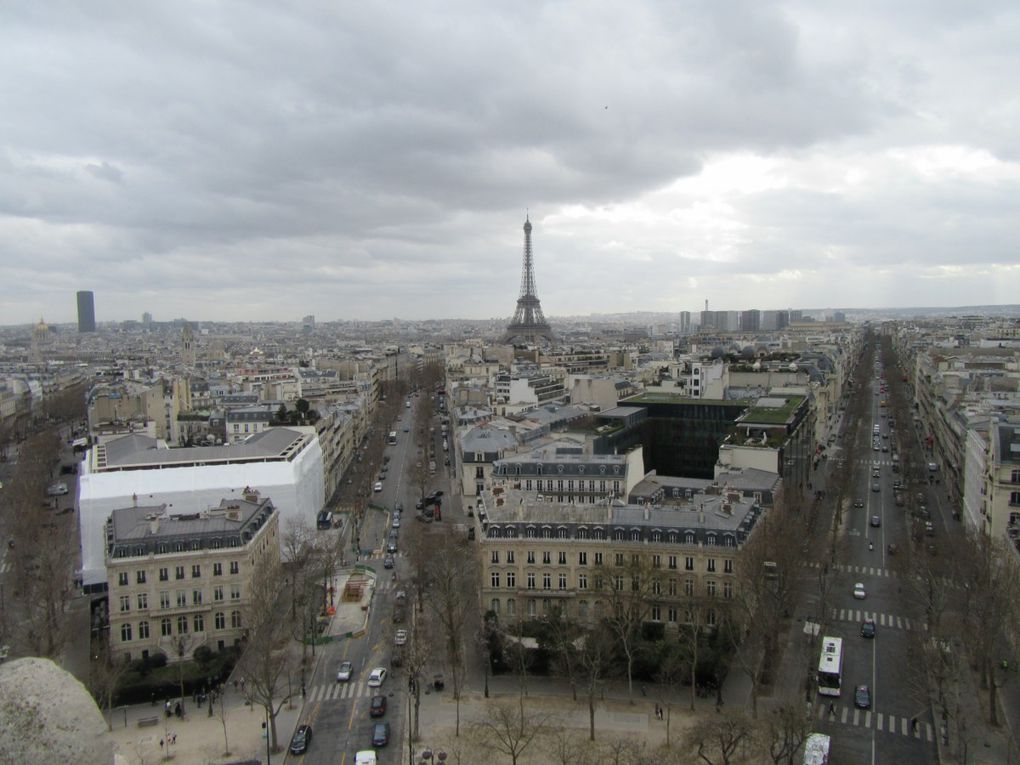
top-left (240, 678), bottom-right (245, 693)
top-left (828, 702), bottom-right (836, 717)
top-left (911, 717), bottom-right (918, 734)
top-left (171, 733), bottom-right (177, 746)
top-left (640, 684), bottom-right (647, 697)
top-left (233, 679), bottom-right (238, 691)
top-left (159, 739), bottom-right (164, 750)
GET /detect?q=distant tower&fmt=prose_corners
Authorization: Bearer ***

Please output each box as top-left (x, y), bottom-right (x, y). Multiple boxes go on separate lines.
top-left (181, 323), bottom-right (195, 366)
top-left (501, 216), bottom-right (554, 345)
top-left (77, 291), bottom-right (96, 333)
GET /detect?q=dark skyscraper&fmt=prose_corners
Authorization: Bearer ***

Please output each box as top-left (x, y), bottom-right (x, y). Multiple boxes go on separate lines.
top-left (77, 290), bottom-right (96, 332)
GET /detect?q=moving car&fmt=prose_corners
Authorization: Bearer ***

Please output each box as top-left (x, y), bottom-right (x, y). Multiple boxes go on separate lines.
top-left (392, 517), bottom-right (400, 529)
top-left (336, 661), bottom-right (354, 682)
top-left (289, 724), bottom-right (313, 755)
top-left (853, 582), bottom-right (867, 600)
top-left (854, 685), bottom-right (872, 710)
top-left (386, 540), bottom-right (398, 554)
top-left (870, 515), bottom-right (881, 527)
top-left (355, 751), bottom-right (378, 765)
top-left (394, 629), bottom-right (408, 646)
top-left (372, 722), bottom-right (390, 747)
top-left (47, 482), bottom-right (69, 496)
top-left (860, 619), bottom-right (876, 639)
top-left (367, 667), bottom-right (387, 687)
top-left (369, 695), bottom-right (387, 717)
top-left (871, 482), bottom-right (880, 492)
top-left (383, 554), bottom-right (395, 569)
top-left (373, 482), bottom-right (383, 493)
top-left (853, 499), bottom-right (864, 508)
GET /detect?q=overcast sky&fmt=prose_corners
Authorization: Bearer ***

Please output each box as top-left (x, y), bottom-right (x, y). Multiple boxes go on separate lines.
top-left (2, 1), bottom-right (1019, 326)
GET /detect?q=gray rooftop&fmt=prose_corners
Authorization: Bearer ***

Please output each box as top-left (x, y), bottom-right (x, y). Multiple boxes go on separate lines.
top-left (95, 427), bottom-right (313, 470)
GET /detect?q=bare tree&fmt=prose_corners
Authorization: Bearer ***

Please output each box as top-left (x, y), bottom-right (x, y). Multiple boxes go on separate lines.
top-left (472, 701), bottom-right (548, 765)
top-left (575, 624), bottom-right (617, 741)
top-left (684, 710), bottom-right (754, 765)
top-left (755, 701), bottom-right (810, 765)
top-left (599, 553), bottom-right (656, 701)
top-left (424, 533), bottom-right (479, 735)
top-left (543, 605), bottom-right (583, 701)
top-left (88, 640), bottom-right (131, 731)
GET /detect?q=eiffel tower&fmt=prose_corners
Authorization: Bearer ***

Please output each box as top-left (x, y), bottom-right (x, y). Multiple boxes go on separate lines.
top-left (501, 216), bottom-right (555, 345)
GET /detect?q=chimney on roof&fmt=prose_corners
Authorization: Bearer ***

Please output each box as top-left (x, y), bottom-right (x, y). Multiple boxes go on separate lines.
top-left (149, 516), bottom-right (159, 535)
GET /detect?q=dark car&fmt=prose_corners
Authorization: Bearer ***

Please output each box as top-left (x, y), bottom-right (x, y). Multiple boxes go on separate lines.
top-left (870, 515), bottom-right (881, 527)
top-left (386, 540), bottom-right (397, 554)
top-left (372, 722), bottom-right (390, 747)
top-left (369, 695), bottom-right (387, 717)
top-left (860, 619), bottom-right (876, 638)
top-left (854, 684), bottom-right (872, 710)
top-left (289, 724), bottom-right (313, 754)
top-left (383, 554), bottom-right (395, 569)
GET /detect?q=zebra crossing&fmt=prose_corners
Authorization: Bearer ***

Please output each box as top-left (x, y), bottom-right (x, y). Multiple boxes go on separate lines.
top-left (816, 703), bottom-right (934, 741)
top-left (805, 561), bottom-right (892, 578)
top-left (829, 608), bottom-right (916, 631)
top-left (306, 680), bottom-right (378, 704)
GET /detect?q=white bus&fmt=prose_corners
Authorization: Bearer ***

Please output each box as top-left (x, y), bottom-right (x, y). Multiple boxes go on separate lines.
top-left (817, 636), bottom-right (843, 697)
top-left (803, 732), bottom-right (830, 765)
top-left (388, 431), bottom-right (397, 445)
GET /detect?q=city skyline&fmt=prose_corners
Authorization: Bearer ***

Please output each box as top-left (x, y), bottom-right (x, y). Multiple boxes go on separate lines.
top-left (2, 3), bottom-right (1019, 325)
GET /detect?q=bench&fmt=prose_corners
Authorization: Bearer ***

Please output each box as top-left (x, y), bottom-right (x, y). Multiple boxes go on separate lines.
top-left (137, 716), bottom-right (160, 728)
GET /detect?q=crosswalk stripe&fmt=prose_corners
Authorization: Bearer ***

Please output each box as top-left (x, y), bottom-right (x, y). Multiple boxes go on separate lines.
top-left (864, 711), bottom-right (872, 728)
top-left (877, 712), bottom-right (884, 730)
top-left (852, 708), bottom-right (860, 726)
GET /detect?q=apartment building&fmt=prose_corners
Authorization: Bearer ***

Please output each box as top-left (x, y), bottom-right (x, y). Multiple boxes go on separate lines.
top-left (491, 442), bottom-right (645, 504)
top-left (104, 494), bottom-right (280, 662)
top-left (476, 487), bottom-right (763, 627)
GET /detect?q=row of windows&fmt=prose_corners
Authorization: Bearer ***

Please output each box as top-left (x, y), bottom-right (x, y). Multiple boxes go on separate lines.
top-left (498, 464), bottom-right (622, 476)
top-left (485, 526), bottom-right (738, 546)
top-left (117, 585), bottom-right (242, 612)
top-left (112, 540), bottom-right (243, 558)
top-left (487, 597), bottom-right (720, 624)
top-left (521, 479), bottom-right (621, 491)
top-left (489, 550), bottom-right (732, 573)
top-left (115, 561), bottom-right (241, 587)
top-left (119, 611), bottom-right (242, 642)
top-left (487, 571), bottom-right (732, 598)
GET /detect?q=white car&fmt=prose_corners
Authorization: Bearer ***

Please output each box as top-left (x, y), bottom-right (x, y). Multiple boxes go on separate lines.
top-left (336, 660), bottom-right (353, 682)
top-left (394, 629), bottom-right (408, 646)
top-left (392, 518), bottom-right (400, 529)
top-left (853, 582), bottom-right (867, 600)
top-left (367, 667), bottom-right (387, 687)
top-left (373, 482), bottom-right (383, 493)
top-left (46, 482), bottom-right (69, 496)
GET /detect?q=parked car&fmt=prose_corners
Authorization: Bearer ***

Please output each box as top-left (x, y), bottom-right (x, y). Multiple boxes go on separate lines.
top-left (46, 482), bottom-right (68, 496)
top-left (853, 499), bottom-right (864, 508)
top-left (289, 724), bottom-right (313, 755)
top-left (853, 582), bottom-right (867, 600)
top-left (383, 554), bottom-right (395, 569)
top-left (367, 667), bottom-right (387, 687)
top-left (369, 695), bottom-right (387, 717)
top-left (355, 751), bottom-right (378, 765)
top-left (373, 482), bottom-right (383, 493)
top-left (372, 722), bottom-right (390, 747)
top-left (386, 540), bottom-right (397, 554)
top-left (860, 619), bottom-right (876, 639)
top-left (336, 661), bottom-right (354, 682)
top-left (854, 685), bottom-right (872, 710)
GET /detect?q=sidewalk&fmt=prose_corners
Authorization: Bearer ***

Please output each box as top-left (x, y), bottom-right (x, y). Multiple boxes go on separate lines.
top-left (104, 567), bottom-right (374, 765)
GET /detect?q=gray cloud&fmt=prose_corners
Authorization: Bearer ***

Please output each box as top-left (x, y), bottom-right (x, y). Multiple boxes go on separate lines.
top-left (1, 1), bottom-right (1018, 323)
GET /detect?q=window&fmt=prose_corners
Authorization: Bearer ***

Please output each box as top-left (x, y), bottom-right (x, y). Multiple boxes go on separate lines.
top-left (578, 573), bottom-right (588, 590)
top-left (192, 565), bottom-right (201, 578)
top-left (230, 585), bottom-right (241, 601)
top-left (136, 570), bottom-right (147, 584)
top-left (578, 552), bottom-right (587, 566)
top-left (175, 566), bottom-right (185, 580)
top-left (159, 567), bottom-right (169, 582)
top-left (476, 466), bottom-right (485, 479)
top-left (229, 561), bottom-right (239, 575)
top-left (138, 621), bottom-right (150, 639)
top-left (214, 586), bottom-right (224, 602)
top-left (613, 576), bottom-right (624, 591)
top-left (668, 555), bottom-right (677, 570)
top-left (507, 598), bottom-right (515, 616)
top-left (215, 612), bottom-right (226, 630)
top-left (652, 580), bottom-right (661, 595)
top-left (667, 607), bottom-right (678, 623)
top-left (652, 555), bottom-right (661, 569)
top-left (161, 618), bottom-right (172, 637)
top-left (527, 551), bottom-right (536, 564)
top-left (558, 573), bottom-right (567, 590)
top-left (176, 615), bottom-right (189, 634)
top-left (491, 572), bottom-right (500, 588)
top-left (119, 595), bottom-right (130, 612)
top-left (507, 572), bottom-right (516, 588)
top-left (193, 614), bottom-right (204, 632)
top-left (1012, 469), bottom-right (1020, 484)
top-left (491, 551), bottom-right (500, 564)
top-left (706, 609), bottom-right (717, 626)
top-left (160, 592), bottom-right (170, 609)
top-left (542, 552), bottom-right (551, 565)
top-left (192, 590), bottom-right (203, 605)
top-left (707, 559), bottom-right (716, 572)
top-left (490, 598), bottom-right (500, 614)
top-left (723, 581), bottom-right (733, 599)
top-left (231, 610), bottom-right (242, 628)
top-left (684, 579), bottom-right (694, 596)
top-left (527, 599), bottom-right (537, 617)
top-left (506, 551), bottom-right (515, 564)
top-left (558, 551), bottom-right (567, 565)
top-left (1011, 492), bottom-right (1020, 507)
top-left (213, 563), bottom-right (223, 576)
top-left (176, 591), bottom-right (187, 607)
top-left (527, 572), bottom-right (536, 590)
top-left (724, 559), bottom-right (733, 574)
top-left (685, 532), bottom-right (695, 544)
top-left (669, 578), bottom-right (678, 596)
top-left (651, 605), bottom-right (661, 621)
top-left (121, 623), bottom-right (132, 642)
top-left (118, 572), bottom-right (129, 587)
top-left (594, 552), bottom-right (603, 566)
top-left (137, 593), bottom-right (148, 610)
top-left (614, 553), bottom-right (624, 566)
top-left (542, 573), bottom-right (551, 590)
top-left (706, 580), bottom-right (717, 598)
top-left (685, 557), bottom-right (694, 571)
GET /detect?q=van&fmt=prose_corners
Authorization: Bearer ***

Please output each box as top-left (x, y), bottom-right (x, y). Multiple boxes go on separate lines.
top-left (355, 751), bottom-right (377, 765)
top-left (316, 510), bottom-right (332, 530)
